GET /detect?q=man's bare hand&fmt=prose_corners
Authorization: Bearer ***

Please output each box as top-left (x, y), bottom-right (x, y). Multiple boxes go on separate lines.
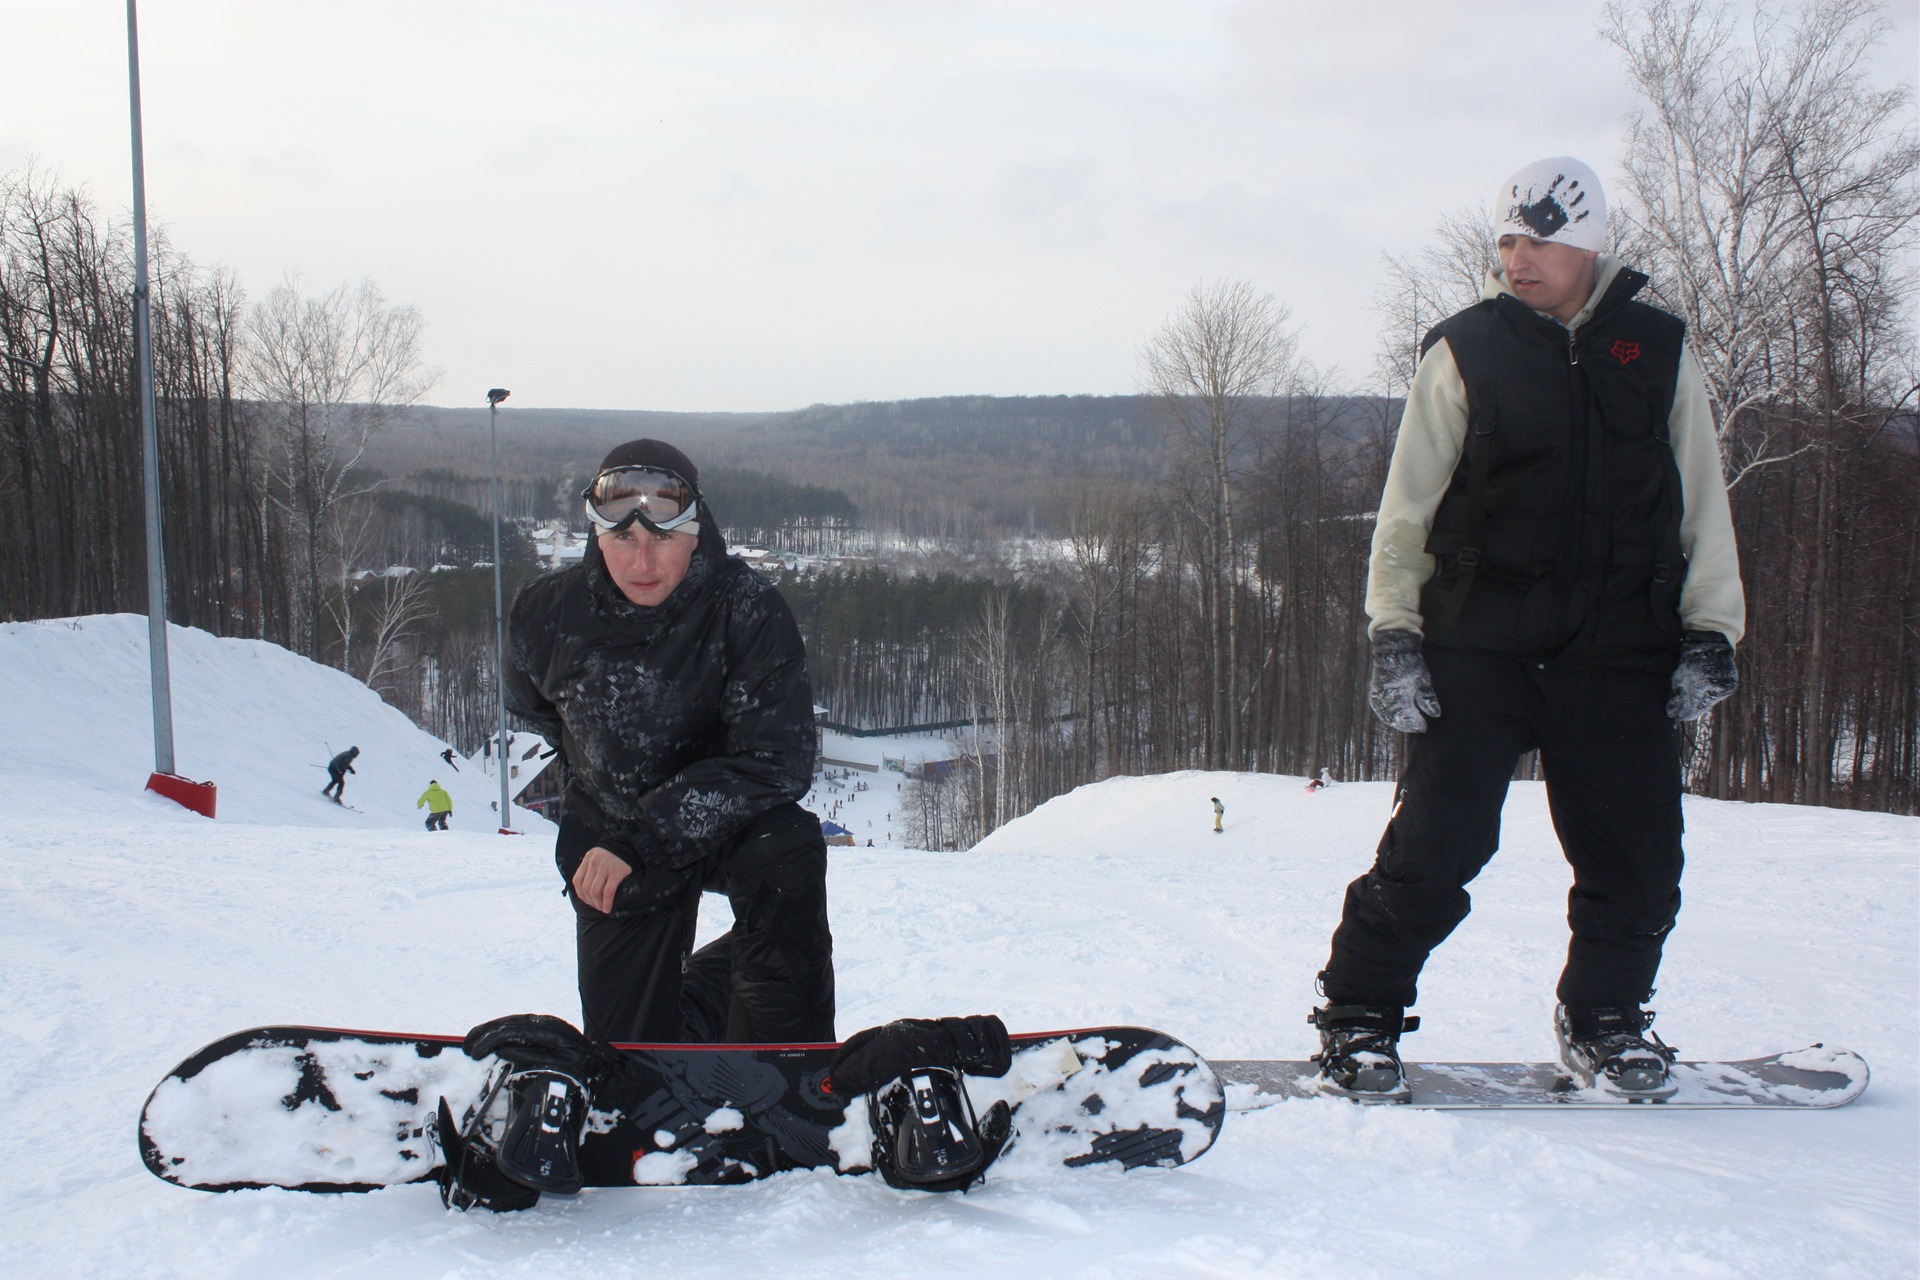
top-left (572, 845), bottom-right (632, 913)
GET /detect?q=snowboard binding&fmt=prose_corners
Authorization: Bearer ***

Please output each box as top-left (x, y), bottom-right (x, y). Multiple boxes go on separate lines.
top-left (437, 1060), bottom-right (589, 1210)
top-left (868, 1066), bottom-right (1012, 1194)
top-left (497, 1068), bottom-right (588, 1193)
top-left (1309, 1003), bottom-right (1421, 1103)
top-left (1555, 1003), bottom-right (1679, 1099)
top-left (436, 1062), bottom-right (542, 1212)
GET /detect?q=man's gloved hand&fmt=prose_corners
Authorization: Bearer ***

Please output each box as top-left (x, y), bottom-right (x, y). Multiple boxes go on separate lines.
top-left (1368, 629), bottom-right (1441, 733)
top-left (609, 858), bottom-right (697, 920)
top-left (464, 1013), bottom-right (608, 1075)
top-left (829, 1015), bottom-right (1013, 1097)
top-left (1667, 630), bottom-right (1738, 721)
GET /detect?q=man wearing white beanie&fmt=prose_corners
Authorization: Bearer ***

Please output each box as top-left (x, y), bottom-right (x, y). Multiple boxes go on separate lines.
top-left (1307, 158), bottom-right (1745, 1101)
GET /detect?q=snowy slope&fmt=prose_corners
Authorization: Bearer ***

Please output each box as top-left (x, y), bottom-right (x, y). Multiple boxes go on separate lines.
top-left (0, 615), bottom-right (549, 832)
top-left (0, 617), bottom-right (1915, 1278)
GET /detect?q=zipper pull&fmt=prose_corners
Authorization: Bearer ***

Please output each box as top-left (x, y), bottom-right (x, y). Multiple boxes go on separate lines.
top-left (1567, 330), bottom-right (1579, 366)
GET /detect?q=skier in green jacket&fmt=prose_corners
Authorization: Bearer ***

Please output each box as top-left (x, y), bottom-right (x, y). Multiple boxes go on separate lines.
top-left (418, 780), bottom-right (453, 831)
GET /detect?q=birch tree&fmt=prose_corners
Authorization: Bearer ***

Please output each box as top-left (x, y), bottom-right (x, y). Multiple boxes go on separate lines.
top-left (1140, 280), bottom-right (1298, 769)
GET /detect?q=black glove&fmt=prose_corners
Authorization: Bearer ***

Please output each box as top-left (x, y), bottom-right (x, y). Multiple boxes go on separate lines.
top-left (830, 1015), bottom-right (1013, 1097)
top-left (1667, 630), bottom-right (1738, 721)
top-left (1368, 629), bottom-right (1441, 733)
top-left (464, 1013), bottom-right (609, 1076)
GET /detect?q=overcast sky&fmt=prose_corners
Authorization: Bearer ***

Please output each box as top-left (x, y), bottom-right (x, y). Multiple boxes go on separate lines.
top-left (6, 1), bottom-right (1915, 411)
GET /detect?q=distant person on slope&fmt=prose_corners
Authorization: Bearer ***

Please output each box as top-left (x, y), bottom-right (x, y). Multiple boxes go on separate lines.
top-left (440, 747), bottom-right (460, 772)
top-left (418, 780), bottom-right (453, 831)
top-left (322, 746), bottom-right (359, 804)
top-left (1308, 158), bottom-right (1744, 1103)
top-left (1211, 796), bottom-right (1224, 833)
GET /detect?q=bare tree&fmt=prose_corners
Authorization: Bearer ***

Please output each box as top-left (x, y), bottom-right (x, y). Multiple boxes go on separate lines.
top-left (1057, 477), bottom-right (1145, 780)
top-left (965, 588), bottom-right (1016, 834)
top-left (1140, 280), bottom-right (1299, 768)
top-left (1372, 205), bottom-right (1498, 394)
top-left (1603, 0), bottom-right (1918, 810)
top-left (245, 275), bottom-right (436, 660)
top-left (360, 570), bottom-right (435, 694)
top-left (1604, 0), bottom-right (1813, 486)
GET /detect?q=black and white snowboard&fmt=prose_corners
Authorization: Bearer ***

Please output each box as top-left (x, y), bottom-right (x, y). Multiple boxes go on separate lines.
top-left (140, 1024), bottom-right (1224, 1194)
top-left (1215, 1045), bottom-right (1868, 1110)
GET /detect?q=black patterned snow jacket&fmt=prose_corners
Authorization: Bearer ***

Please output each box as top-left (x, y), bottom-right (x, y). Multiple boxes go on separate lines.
top-left (505, 515), bottom-right (818, 887)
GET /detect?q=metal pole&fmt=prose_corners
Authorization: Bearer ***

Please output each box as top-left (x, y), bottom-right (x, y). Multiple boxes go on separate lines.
top-left (488, 389), bottom-right (512, 832)
top-left (127, 0), bottom-right (175, 777)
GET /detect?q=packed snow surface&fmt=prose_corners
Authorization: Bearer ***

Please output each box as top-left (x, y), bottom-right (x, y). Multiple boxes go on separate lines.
top-left (1, 615), bottom-right (1915, 1277)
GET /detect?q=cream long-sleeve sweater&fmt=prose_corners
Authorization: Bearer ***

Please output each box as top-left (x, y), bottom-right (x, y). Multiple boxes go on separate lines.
top-left (1365, 256), bottom-right (1746, 648)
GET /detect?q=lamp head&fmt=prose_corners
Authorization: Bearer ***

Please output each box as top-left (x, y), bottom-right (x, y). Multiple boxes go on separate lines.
top-left (486, 388), bottom-right (511, 405)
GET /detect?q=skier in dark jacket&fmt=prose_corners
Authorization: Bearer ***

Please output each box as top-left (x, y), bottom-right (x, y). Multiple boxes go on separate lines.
top-left (322, 746), bottom-right (359, 803)
top-left (506, 439), bottom-right (834, 1048)
top-left (1309, 158), bottom-right (1744, 1102)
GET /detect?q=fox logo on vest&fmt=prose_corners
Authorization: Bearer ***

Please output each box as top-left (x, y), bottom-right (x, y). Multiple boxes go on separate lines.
top-left (1611, 340), bottom-right (1642, 365)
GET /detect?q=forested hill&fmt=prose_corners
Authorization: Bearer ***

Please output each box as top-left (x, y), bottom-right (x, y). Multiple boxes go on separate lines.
top-left (378, 395), bottom-right (1172, 478)
top-left (368, 393), bottom-right (1387, 538)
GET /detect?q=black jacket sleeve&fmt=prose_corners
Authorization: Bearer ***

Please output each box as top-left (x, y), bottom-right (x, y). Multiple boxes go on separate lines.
top-left (505, 578), bottom-right (569, 750)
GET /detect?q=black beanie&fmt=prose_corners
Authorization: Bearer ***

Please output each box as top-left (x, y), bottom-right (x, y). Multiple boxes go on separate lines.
top-left (596, 438), bottom-right (699, 487)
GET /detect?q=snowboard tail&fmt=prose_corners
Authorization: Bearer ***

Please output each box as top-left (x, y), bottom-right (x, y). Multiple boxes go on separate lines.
top-left (1216, 1046), bottom-right (1868, 1110)
top-left (140, 1024), bottom-right (1223, 1194)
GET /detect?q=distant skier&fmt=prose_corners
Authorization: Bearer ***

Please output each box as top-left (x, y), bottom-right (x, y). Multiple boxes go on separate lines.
top-left (1211, 796), bottom-right (1224, 833)
top-left (1308, 156), bottom-right (1744, 1103)
top-left (322, 746), bottom-right (359, 804)
top-left (440, 747), bottom-right (460, 773)
top-left (418, 780), bottom-right (453, 831)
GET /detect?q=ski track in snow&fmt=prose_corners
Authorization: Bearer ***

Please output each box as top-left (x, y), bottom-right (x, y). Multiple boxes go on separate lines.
top-left (1, 615), bottom-right (1916, 1278)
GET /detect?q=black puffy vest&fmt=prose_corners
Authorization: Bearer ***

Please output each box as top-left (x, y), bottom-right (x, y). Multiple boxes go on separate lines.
top-left (1417, 267), bottom-right (1688, 671)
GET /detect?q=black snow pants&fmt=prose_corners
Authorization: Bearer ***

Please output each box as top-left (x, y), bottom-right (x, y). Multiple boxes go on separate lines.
top-left (573, 802), bottom-right (835, 1044)
top-left (1321, 646), bottom-right (1684, 1011)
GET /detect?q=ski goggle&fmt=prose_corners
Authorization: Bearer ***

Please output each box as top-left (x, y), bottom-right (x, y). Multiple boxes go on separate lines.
top-left (581, 465), bottom-right (700, 534)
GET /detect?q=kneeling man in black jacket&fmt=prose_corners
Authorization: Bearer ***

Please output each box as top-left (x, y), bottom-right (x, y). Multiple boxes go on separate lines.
top-left (507, 438), bottom-right (835, 1048)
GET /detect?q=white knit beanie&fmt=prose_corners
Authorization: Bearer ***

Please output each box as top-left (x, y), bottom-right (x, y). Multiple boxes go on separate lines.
top-left (1495, 157), bottom-right (1605, 251)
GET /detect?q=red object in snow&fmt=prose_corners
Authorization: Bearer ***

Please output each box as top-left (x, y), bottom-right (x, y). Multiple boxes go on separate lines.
top-left (147, 771), bottom-right (217, 818)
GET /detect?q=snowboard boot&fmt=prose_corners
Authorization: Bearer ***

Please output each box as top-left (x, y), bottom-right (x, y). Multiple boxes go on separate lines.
top-left (1309, 1004), bottom-right (1420, 1103)
top-left (1555, 1003), bottom-right (1679, 1099)
top-left (868, 1066), bottom-right (1012, 1193)
top-left (494, 1068), bottom-right (588, 1194)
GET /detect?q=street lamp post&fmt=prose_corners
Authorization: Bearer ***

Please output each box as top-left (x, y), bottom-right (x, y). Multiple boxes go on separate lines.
top-left (127, 0), bottom-right (172, 778)
top-left (126, 0), bottom-right (214, 818)
top-left (487, 388), bottom-right (514, 834)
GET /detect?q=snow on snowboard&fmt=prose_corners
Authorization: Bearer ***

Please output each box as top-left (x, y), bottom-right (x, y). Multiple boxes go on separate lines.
top-left (1215, 1046), bottom-right (1869, 1110)
top-left (140, 1024), bottom-right (1225, 1194)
